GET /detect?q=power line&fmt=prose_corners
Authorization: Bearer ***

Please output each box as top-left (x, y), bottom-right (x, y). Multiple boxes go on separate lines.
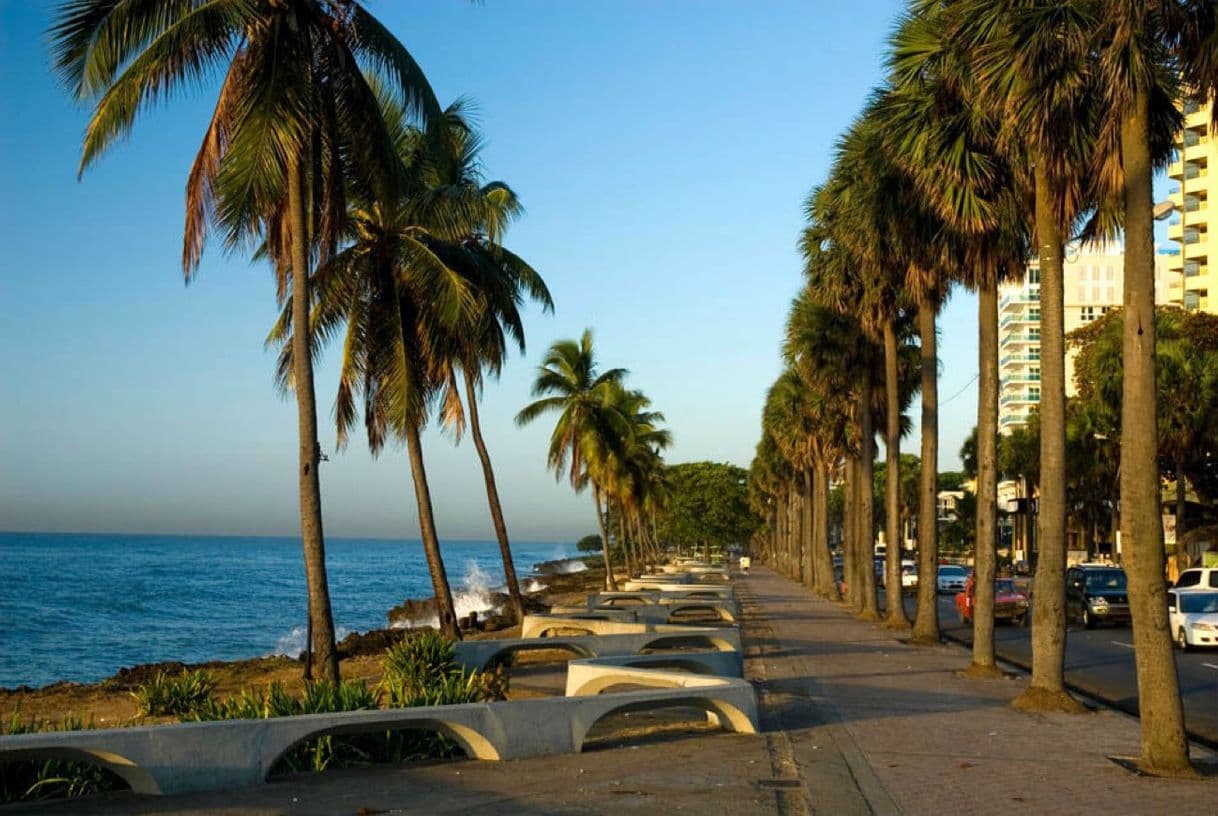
top-left (940, 373), bottom-right (979, 406)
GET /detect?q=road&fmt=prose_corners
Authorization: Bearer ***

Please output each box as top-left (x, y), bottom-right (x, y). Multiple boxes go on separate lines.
top-left (898, 593), bottom-right (1218, 747)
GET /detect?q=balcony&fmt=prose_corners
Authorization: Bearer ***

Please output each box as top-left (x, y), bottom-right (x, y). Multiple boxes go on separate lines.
top-left (999, 313), bottom-right (1037, 330)
top-left (1001, 333), bottom-right (1042, 346)
top-left (999, 291), bottom-right (1040, 311)
top-left (1184, 260), bottom-right (1203, 278)
top-left (1000, 353), bottom-right (1041, 368)
top-left (1000, 392), bottom-right (1040, 407)
top-left (1169, 159), bottom-right (1206, 181)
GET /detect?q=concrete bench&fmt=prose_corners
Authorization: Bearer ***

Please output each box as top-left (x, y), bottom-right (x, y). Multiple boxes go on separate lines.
top-left (563, 651), bottom-right (745, 697)
top-left (0, 686), bottom-right (757, 797)
top-left (519, 614), bottom-right (739, 641)
top-left (454, 626), bottom-right (743, 673)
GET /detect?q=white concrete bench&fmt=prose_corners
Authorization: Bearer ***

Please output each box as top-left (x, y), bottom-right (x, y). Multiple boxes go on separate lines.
top-left (0, 686), bottom-right (757, 797)
top-left (454, 625), bottom-right (743, 673)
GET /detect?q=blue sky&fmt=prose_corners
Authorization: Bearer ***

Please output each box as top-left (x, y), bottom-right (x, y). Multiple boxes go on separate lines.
top-left (0, 0), bottom-right (992, 541)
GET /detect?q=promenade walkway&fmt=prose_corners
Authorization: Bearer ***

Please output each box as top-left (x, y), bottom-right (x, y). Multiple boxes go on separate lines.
top-left (12, 566), bottom-right (1216, 814)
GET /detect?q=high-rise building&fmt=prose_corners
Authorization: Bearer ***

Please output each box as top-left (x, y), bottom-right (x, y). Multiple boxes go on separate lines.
top-left (997, 245), bottom-right (1175, 434)
top-left (1166, 97), bottom-right (1216, 312)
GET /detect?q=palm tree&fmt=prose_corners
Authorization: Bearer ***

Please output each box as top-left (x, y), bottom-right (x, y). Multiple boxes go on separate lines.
top-left (952, 0), bottom-right (1106, 708)
top-left (1091, 1), bottom-right (1217, 773)
top-left (272, 101), bottom-right (525, 642)
top-left (517, 330), bottom-right (628, 591)
top-left (419, 108), bottom-right (554, 624)
top-left (50, 0), bottom-right (442, 683)
top-left (884, 3), bottom-right (1031, 674)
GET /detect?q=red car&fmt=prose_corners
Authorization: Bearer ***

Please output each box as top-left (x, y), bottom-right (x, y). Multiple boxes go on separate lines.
top-left (955, 575), bottom-right (1030, 625)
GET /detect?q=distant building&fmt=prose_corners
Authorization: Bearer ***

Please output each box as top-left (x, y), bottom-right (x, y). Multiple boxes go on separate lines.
top-left (997, 244), bottom-right (1176, 435)
top-left (1166, 96), bottom-right (1217, 313)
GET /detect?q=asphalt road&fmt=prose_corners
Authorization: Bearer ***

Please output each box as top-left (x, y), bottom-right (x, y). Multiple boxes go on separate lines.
top-left (891, 592), bottom-right (1218, 747)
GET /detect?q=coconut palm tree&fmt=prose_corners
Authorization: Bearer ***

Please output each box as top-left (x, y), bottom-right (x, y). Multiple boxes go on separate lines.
top-left (50, 0), bottom-right (443, 683)
top-left (517, 331), bottom-right (628, 590)
top-left (416, 109), bottom-right (554, 624)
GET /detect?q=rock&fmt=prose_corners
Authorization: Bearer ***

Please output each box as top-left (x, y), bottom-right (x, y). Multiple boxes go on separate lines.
top-left (387, 597), bottom-right (438, 627)
top-left (336, 628), bottom-right (410, 659)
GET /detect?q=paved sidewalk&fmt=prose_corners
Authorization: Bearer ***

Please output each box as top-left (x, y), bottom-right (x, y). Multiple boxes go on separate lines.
top-left (738, 565), bottom-right (1218, 814)
top-left (12, 566), bottom-right (1216, 815)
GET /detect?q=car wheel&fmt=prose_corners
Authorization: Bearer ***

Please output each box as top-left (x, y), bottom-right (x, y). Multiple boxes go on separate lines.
top-left (1082, 607), bottom-right (1095, 629)
top-left (1177, 627), bottom-right (1190, 651)
top-left (1016, 613), bottom-right (1028, 628)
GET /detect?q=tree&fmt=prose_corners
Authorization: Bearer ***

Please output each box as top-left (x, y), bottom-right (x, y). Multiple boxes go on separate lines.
top-left (659, 462), bottom-right (760, 560)
top-left (517, 330), bottom-right (628, 591)
top-left (418, 109), bottom-right (554, 624)
top-left (50, 0), bottom-right (442, 682)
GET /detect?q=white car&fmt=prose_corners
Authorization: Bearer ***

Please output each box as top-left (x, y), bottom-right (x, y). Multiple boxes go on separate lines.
top-left (901, 560), bottom-right (918, 591)
top-left (936, 565), bottom-right (968, 594)
top-left (1168, 588), bottom-right (1218, 650)
top-left (1175, 567), bottom-right (1218, 590)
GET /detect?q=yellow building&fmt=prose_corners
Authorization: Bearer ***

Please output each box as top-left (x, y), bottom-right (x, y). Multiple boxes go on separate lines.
top-left (1166, 97), bottom-right (1216, 312)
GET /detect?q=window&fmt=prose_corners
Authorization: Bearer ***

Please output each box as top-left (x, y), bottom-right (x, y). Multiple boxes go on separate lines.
top-left (1027, 269), bottom-right (1040, 285)
top-left (1105, 267), bottom-right (1115, 281)
top-left (1029, 308), bottom-right (1041, 321)
top-left (1081, 306), bottom-right (1096, 322)
top-left (1029, 387), bottom-right (1041, 401)
top-left (1030, 328), bottom-right (1041, 340)
top-left (1029, 348), bottom-right (1040, 360)
top-left (1105, 287), bottom-right (1114, 302)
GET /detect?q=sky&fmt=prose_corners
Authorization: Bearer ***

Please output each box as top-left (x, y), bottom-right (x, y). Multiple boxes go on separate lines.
top-left (0, 0), bottom-right (994, 541)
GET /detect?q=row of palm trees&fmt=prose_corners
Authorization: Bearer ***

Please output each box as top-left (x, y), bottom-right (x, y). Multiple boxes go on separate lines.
top-left (51, 2), bottom-right (551, 680)
top-left (517, 330), bottom-right (672, 592)
top-left (751, 0), bottom-right (1217, 777)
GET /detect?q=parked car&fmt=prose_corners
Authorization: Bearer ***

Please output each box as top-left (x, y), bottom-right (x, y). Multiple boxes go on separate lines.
top-left (955, 575), bottom-right (1029, 625)
top-left (1175, 567), bottom-right (1218, 590)
top-left (901, 561), bottom-right (918, 593)
top-left (936, 564), bottom-right (968, 594)
top-left (1065, 564), bottom-right (1130, 628)
top-left (1168, 588), bottom-right (1218, 650)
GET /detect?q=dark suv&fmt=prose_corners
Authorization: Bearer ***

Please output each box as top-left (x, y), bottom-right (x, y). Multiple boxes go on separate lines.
top-left (1066, 565), bottom-right (1130, 628)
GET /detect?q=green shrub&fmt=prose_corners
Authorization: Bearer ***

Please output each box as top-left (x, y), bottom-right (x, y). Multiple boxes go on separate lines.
top-left (131, 670), bottom-right (217, 717)
top-left (381, 630), bottom-right (508, 706)
top-left (1, 711), bottom-right (127, 804)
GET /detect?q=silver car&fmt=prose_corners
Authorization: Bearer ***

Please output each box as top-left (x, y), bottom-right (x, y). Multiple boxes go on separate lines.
top-left (936, 565), bottom-right (968, 594)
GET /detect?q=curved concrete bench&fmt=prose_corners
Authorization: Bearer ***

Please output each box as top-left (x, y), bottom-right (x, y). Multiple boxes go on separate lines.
top-left (520, 615), bottom-right (738, 641)
top-left (623, 580), bottom-right (734, 593)
top-left (563, 650), bottom-right (744, 697)
top-left (0, 685), bottom-right (758, 797)
top-left (454, 626), bottom-right (743, 673)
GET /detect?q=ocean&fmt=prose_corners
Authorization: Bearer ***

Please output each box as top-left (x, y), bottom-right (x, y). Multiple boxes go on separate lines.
top-left (0, 532), bottom-right (578, 689)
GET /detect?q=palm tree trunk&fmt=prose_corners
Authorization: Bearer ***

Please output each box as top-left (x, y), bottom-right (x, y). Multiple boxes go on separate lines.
top-left (1120, 90), bottom-right (1191, 773)
top-left (461, 368), bottom-right (524, 623)
top-left (776, 492), bottom-right (788, 577)
top-left (402, 423), bottom-right (460, 641)
top-left (287, 155), bottom-right (339, 685)
top-left (1019, 163), bottom-right (1071, 705)
top-left (616, 499), bottom-right (634, 577)
top-left (883, 319), bottom-right (909, 628)
top-left (1175, 455), bottom-right (1188, 543)
top-left (815, 459), bottom-right (840, 601)
top-left (912, 300), bottom-right (940, 642)
top-left (847, 460), bottom-right (857, 606)
top-left (593, 485), bottom-right (619, 591)
top-left (970, 280), bottom-right (1000, 675)
top-left (858, 390), bottom-right (879, 620)
top-left (803, 468), bottom-right (817, 591)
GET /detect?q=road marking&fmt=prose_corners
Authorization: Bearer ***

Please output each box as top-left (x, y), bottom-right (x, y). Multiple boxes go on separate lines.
top-left (1203, 663), bottom-right (1218, 671)
top-left (1112, 641), bottom-right (1134, 649)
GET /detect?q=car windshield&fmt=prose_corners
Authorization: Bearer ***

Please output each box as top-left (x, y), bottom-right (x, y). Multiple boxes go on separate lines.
top-left (1179, 592), bottom-right (1218, 614)
top-left (996, 580), bottom-right (1016, 593)
top-left (940, 567), bottom-right (965, 576)
top-left (1085, 570), bottom-right (1126, 590)
top-left (1176, 572), bottom-right (1202, 588)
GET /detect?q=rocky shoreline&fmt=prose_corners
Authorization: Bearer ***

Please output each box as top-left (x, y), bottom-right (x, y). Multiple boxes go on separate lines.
top-left (1, 557), bottom-right (601, 725)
